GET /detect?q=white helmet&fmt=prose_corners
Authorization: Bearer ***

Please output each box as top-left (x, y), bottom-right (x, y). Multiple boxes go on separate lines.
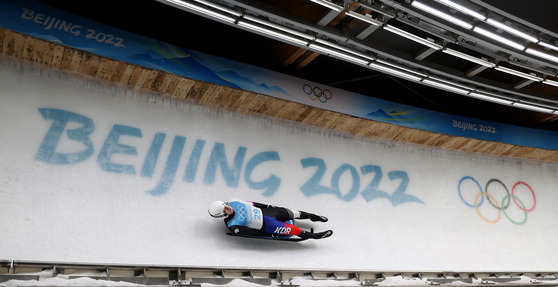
top-left (208, 200), bottom-right (227, 218)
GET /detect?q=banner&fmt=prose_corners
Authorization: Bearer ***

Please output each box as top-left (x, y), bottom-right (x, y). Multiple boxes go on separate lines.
top-left (1, 0), bottom-right (558, 150)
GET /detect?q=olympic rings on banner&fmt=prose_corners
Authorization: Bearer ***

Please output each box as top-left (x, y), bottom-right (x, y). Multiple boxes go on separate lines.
top-left (458, 176), bottom-right (536, 225)
top-left (303, 84), bottom-right (332, 103)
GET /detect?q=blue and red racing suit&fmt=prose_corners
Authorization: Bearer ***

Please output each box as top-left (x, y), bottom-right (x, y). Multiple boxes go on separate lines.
top-left (224, 200), bottom-right (302, 237)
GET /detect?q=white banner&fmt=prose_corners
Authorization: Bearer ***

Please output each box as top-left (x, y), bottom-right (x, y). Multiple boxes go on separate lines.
top-left (1, 57), bottom-right (557, 272)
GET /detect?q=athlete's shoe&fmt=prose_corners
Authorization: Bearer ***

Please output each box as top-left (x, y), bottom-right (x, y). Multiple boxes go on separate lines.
top-left (299, 230), bottom-right (333, 240)
top-left (309, 213), bottom-right (328, 222)
top-left (315, 230), bottom-right (333, 239)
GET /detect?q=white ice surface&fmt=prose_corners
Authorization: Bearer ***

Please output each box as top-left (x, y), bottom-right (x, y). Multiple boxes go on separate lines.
top-left (3, 55), bottom-right (558, 274)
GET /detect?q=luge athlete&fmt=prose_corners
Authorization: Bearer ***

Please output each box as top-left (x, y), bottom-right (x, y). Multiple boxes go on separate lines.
top-left (208, 200), bottom-right (332, 240)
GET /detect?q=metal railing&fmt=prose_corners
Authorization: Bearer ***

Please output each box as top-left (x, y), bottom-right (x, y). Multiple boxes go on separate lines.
top-left (1, 260), bottom-right (558, 287)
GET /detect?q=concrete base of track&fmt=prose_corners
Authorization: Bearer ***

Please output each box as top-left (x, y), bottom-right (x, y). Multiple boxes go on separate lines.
top-left (2, 262), bottom-right (558, 287)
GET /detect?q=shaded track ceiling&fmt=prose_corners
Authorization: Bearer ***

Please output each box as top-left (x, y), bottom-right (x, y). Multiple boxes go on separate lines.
top-left (36, 0), bottom-right (558, 131)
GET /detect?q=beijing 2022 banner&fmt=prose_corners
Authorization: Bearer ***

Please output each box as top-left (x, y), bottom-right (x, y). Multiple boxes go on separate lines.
top-left (0, 0), bottom-right (558, 150)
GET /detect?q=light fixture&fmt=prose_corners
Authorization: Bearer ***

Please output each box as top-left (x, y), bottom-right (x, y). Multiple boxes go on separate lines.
top-left (315, 38), bottom-right (376, 61)
top-left (162, 0), bottom-right (237, 23)
top-left (494, 65), bottom-right (543, 82)
top-left (411, 0), bottom-right (473, 30)
top-left (368, 61), bottom-right (424, 82)
top-left (237, 20), bottom-right (309, 47)
top-left (432, 0), bottom-right (486, 20)
top-left (539, 41), bottom-right (558, 53)
top-left (429, 75), bottom-right (474, 90)
top-left (472, 26), bottom-right (525, 50)
top-left (346, 10), bottom-right (382, 26)
top-left (525, 48), bottom-right (558, 64)
top-left (309, 44), bottom-right (370, 66)
top-left (376, 58), bottom-right (429, 77)
top-left (543, 78), bottom-right (558, 87)
top-left (512, 102), bottom-right (555, 114)
top-left (191, 0), bottom-right (243, 16)
top-left (309, 0), bottom-right (344, 12)
top-left (468, 91), bottom-right (513, 105)
top-left (422, 78), bottom-right (470, 95)
top-left (243, 15), bottom-right (315, 40)
top-left (486, 18), bottom-right (538, 43)
top-left (443, 48), bottom-right (495, 67)
top-left (383, 24), bottom-right (443, 50)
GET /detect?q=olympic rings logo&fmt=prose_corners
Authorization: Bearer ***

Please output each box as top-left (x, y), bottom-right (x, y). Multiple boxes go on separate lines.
top-left (236, 205), bottom-right (247, 221)
top-left (303, 84), bottom-right (332, 103)
top-left (458, 176), bottom-right (536, 225)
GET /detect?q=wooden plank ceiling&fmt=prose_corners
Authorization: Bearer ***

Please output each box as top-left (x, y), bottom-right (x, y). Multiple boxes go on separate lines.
top-left (2, 27), bottom-right (558, 164)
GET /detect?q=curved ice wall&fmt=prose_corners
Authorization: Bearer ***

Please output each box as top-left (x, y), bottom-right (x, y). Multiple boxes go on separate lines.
top-left (0, 58), bottom-right (557, 272)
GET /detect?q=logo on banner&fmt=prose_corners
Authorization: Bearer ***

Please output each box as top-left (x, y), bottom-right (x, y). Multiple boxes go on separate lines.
top-left (458, 176), bottom-right (536, 225)
top-left (303, 84), bottom-right (332, 103)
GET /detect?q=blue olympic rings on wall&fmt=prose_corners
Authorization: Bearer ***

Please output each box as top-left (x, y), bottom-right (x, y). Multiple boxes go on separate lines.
top-left (458, 176), bottom-right (536, 225)
top-left (303, 84), bottom-right (332, 103)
